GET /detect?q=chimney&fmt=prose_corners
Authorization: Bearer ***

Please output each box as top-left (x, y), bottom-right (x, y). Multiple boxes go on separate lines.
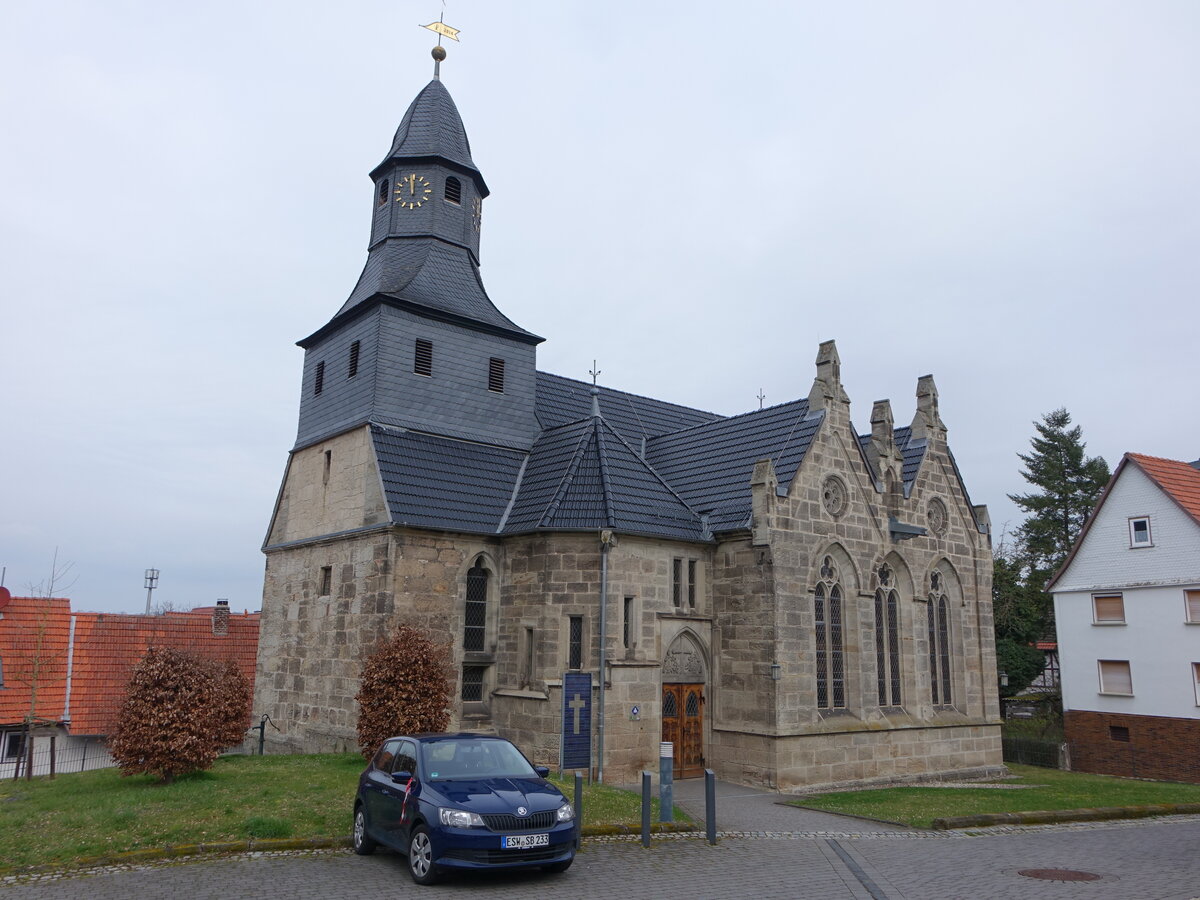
top-left (213, 599), bottom-right (230, 636)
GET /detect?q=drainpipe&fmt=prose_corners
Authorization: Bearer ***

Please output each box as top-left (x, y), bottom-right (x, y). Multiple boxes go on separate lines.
top-left (597, 529), bottom-right (614, 782)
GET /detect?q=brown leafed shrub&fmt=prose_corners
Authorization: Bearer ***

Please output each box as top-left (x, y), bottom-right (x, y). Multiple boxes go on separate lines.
top-left (355, 625), bottom-right (452, 759)
top-left (108, 647), bottom-right (251, 783)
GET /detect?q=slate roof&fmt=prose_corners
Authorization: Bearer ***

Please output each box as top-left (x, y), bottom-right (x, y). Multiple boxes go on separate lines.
top-left (373, 425), bottom-right (526, 533)
top-left (0, 598), bottom-right (259, 735)
top-left (331, 240), bottom-right (539, 341)
top-left (856, 426), bottom-right (927, 489)
top-left (375, 79), bottom-right (485, 191)
top-left (645, 399), bottom-right (823, 532)
top-left (502, 417), bottom-right (705, 540)
top-left (536, 372), bottom-right (723, 439)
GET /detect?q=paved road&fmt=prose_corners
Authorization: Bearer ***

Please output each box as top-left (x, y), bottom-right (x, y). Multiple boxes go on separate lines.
top-left (5, 779), bottom-right (1200, 899)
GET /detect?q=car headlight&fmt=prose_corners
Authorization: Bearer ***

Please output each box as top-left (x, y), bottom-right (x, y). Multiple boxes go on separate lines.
top-left (439, 808), bottom-right (485, 828)
top-left (556, 802), bottom-right (575, 823)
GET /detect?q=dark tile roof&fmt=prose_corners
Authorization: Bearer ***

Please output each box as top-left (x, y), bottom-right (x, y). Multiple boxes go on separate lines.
top-left (332, 239), bottom-right (539, 341)
top-left (855, 426), bottom-right (927, 489)
top-left (377, 79), bottom-right (482, 186)
top-left (646, 400), bottom-right (823, 533)
top-left (502, 417), bottom-right (704, 541)
top-left (536, 372), bottom-right (722, 441)
top-left (373, 425), bottom-right (526, 532)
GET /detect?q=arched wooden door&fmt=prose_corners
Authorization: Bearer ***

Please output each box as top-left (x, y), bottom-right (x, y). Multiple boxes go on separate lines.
top-left (661, 683), bottom-right (704, 778)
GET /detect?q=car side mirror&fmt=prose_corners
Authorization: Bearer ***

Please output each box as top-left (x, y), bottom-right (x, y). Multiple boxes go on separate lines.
top-left (535, 766), bottom-right (550, 778)
top-left (392, 771), bottom-right (413, 785)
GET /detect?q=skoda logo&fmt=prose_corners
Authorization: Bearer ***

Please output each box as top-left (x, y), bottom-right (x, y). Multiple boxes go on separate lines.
top-left (516, 806), bottom-right (528, 816)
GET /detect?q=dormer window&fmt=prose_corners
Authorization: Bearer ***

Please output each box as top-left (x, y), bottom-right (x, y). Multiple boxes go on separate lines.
top-left (445, 176), bottom-right (462, 204)
top-left (1129, 516), bottom-right (1152, 548)
top-left (377, 179), bottom-right (389, 207)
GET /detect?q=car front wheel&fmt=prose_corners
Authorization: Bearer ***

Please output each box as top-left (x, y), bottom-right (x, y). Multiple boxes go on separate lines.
top-left (408, 826), bottom-right (439, 885)
top-left (352, 805), bottom-right (377, 855)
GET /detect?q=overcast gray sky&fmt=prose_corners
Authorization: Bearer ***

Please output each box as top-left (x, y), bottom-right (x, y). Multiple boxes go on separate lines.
top-left (2, 2), bottom-right (1196, 614)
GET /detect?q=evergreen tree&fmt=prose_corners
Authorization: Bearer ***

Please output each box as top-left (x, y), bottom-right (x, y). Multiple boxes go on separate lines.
top-left (1008, 408), bottom-right (1110, 578)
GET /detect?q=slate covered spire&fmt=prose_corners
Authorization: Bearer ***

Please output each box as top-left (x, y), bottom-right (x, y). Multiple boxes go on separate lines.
top-left (306, 76), bottom-right (540, 346)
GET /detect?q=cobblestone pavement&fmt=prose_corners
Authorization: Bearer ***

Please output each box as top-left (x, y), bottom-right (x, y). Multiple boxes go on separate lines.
top-left (4, 818), bottom-right (1200, 900)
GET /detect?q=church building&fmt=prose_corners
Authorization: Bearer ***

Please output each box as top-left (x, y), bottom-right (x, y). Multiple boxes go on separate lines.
top-left (253, 52), bottom-right (1003, 789)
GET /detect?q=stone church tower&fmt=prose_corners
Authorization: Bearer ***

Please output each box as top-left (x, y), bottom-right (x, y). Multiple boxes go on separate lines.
top-left (254, 58), bottom-right (1003, 789)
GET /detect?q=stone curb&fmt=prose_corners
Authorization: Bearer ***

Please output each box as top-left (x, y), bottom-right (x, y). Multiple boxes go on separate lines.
top-left (0, 824), bottom-right (698, 879)
top-left (931, 802), bottom-right (1200, 830)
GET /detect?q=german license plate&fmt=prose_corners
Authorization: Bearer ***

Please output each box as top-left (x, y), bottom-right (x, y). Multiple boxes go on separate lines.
top-left (503, 833), bottom-right (549, 850)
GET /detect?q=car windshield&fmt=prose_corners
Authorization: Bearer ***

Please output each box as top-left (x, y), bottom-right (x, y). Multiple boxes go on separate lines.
top-left (421, 739), bottom-right (539, 780)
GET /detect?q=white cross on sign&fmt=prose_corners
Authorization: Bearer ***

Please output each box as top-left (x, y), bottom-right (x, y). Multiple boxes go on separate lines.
top-left (569, 693), bottom-right (587, 734)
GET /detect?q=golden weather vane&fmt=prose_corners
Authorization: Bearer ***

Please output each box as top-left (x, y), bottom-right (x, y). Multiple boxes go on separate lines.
top-left (422, 6), bottom-right (461, 77)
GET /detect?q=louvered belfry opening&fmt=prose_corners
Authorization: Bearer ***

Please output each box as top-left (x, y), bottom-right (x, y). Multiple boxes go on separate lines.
top-left (348, 340), bottom-right (360, 378)
top-left (414, 338), bottom-right (433, 376)
top-left (487, 357), bottom-right (505, 393)
top-left (444, 176), bottom-right (462, 204)
top-left (314, 360), bottom-right (325, 395)
top-left (463, 560), bottom-right (488, 652)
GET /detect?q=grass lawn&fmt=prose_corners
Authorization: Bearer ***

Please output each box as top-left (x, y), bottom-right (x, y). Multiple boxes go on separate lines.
top-left (789, 764), bottom-right (1200, 829)
top-left (0, 754), bottom-right (685, 872)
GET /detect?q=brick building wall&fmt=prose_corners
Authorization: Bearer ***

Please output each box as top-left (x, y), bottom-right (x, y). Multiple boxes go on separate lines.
top-left (1066, 710), bottom-right (1200, 783)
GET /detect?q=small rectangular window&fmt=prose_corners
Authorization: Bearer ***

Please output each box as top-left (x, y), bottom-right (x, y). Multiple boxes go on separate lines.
top-left (3, 732), bottom-right (25, 760)
top-left (522, 627), bottom-right (535, 686)
top-left (688, 560), bottom-right (697, 609)
top-left (622, 597), bottom-right (634, 649)
top-left (461, 665), bottom-right (486, 702)
top-left (1193, 663), bottom-right (1200, 706)
top-left (314, 361), bottom-right (325, 396)
top-left (1129, 516), bottom-right (1152, 547)
top-left (1092, 593), bottom-right (1125, 624)
top-left (414, 339), bottom-right (433, 377)
top-left (319, 566), bottom-right (332, 597)
top-left (1185, 590), bottom-right (1200, 623)
top-left (568, 615), bottom-right (583, 670)
top-left (323, 449), bottom-right (332, 485)
top-left (671, 559), bottom-right (682, 608)
top-left (1109, 725), bottom-right (1130, 742)
top-left (1098, 659), bottom-right (1133, 695)
top-left (488, 357), bottom-right (505, 393)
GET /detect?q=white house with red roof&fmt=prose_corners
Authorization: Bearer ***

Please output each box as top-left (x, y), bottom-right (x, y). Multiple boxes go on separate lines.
top-left (0, 594), bottom-right (259, 777)
top-left (1048, 453), bottom-right (1200, 782)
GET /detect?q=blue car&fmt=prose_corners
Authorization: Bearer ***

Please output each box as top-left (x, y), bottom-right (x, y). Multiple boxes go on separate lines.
top-left (352, 733), bottom-right (577, 884)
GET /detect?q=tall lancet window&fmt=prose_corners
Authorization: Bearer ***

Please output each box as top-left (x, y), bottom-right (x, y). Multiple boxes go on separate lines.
top-left (928, 571), bottom-right (953, 706)
top-left (874, 564), bottom-right (902, 707)
top-left (814, 555), bottom-right (846, 710)
top-left (463, 559), bottom-right (488, 652)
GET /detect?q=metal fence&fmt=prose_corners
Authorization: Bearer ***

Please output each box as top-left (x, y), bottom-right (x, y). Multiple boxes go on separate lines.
top-left (2, 735), bottom-right (115, 780)
top-left (1001, 736), bottom-right (1066, 769)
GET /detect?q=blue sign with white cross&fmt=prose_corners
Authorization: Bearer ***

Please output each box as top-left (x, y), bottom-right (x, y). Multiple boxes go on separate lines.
top-left (560, 672), bottom-right (592, 771)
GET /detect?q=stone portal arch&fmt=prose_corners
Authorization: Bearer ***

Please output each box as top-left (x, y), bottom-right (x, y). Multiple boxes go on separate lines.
top-left (662, 631), bottom-right (707, 778)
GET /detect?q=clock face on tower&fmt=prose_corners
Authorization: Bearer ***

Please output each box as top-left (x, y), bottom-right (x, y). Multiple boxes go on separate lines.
top-left (394, 173), bottom-right (432, 209)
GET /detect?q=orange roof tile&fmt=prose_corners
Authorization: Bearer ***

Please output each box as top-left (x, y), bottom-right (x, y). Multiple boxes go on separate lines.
top-left (1127, 453), bottom-right (1200, 525)
top-left (1, 597), bottom-right (259, 735)
top-left (0, 597), bottom-right (72, 726)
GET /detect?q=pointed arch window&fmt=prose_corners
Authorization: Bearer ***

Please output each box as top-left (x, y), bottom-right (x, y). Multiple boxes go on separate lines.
top-left (463, 559), bottom-right (488, 652)
top-left (874, 564), bottom-right (902, 707)
top-left (928, 571), bottom-right (953, 706)
top-left (814, 555), bottom-right (846, 710)
top-left (444, 176), bottom-right (462, 204)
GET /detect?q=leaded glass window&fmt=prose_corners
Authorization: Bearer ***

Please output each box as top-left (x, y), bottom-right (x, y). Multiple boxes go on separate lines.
top-left (814, 555), bottom-right (846, 710)
top-left (874, 564), bottom-right (902, 706)
top-left (928, 570), bottom-right (953, 706)
top-left (463, 560), bottom-right (488, 652)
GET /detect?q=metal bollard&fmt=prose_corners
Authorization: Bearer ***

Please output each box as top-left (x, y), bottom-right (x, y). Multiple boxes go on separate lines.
top-left (641, 771), bottom-right (652, 848)
top-left (659, 742), bottom-right (674, 823)
top-left (574, 772), bottom-right (583, 848)
top-left (705, 768), bottom-right (717, 845)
